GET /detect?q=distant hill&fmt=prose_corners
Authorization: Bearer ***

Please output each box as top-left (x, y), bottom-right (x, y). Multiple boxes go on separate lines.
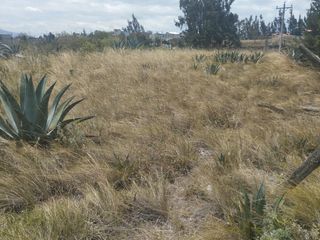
top-left (0, 29), bottom-right (19, 37)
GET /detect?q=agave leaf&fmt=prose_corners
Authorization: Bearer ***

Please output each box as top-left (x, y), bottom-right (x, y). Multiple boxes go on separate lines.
top-left (0, 88), bottom-right (20, 134)
top-left (253, 183), bottom-right (266, 216)
top-left (273, 194), bottom-right (285, 214)
top-left (20, 74), bottom-right (28, 112)
top-left (23, 75), bottom-right (38, 124)
top-left (0, 82), bottom-right (22, 126)
top-left (47, 84), bottom-right (71, 128)
top-left (0, 79), bottom-right (22, 113)
top-left (0, 116), bottom-right (17, 139)
top-left (14, 108), bottom-right (37, 140)
top-left (48, 96), bottom-right (74, 132)
top-left (240, 191), bottom-right (251, 220)
top-left (61, 116), bottom-right (95, 128)
top-left (35, 74), bottom-right (47, 104)
top-left (0, 43), bottom-right (12, 53)
top-left (59, 98), bottom-right (85, 122)
top-left (34, 82), bottom-right (56, 133)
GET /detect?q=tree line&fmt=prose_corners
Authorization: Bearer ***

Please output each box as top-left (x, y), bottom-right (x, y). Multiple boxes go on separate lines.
top-left (304, 0), bottom-right (320, 55)
top-left (177, 0), bottom-right (319, 52)
top-left (237, 13), bottom-right (305, 40)
top-left (2, 0), bottom-right (320, 53)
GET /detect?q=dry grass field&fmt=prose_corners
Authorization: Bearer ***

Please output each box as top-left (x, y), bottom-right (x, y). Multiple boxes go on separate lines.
top-left (241, 35), bottom-right (300, 49)
top-left (0, 49), bottom-right (320, 239)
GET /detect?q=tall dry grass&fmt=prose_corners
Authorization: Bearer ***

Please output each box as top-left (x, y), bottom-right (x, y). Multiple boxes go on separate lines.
top-left (0, 49), bottom-right (320, 239)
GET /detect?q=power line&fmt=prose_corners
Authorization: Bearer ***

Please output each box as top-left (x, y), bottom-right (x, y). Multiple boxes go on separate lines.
top-left (276, 2), bottom-right (293, 52)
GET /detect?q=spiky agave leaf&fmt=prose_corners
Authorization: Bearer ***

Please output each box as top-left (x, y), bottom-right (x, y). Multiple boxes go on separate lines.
top-left (22, 75), bottom-right (38, 124)
top-left (61, 116), bottom-right (95, 128)
top-left (0, 82), bottom-right (21, 134)
top-left (35, 74), bottom-right (48, 104)
top-left (0, 116), bottom-right (17, 139)
top-left (34, 82), bottom-right (56, 134)
top-left (58, 98), bottom-right (86, 122)
top-left (47, 96), bottom-right (75, 133)
top-left (0, 43), bottom-right (12, 59)
top-left (253, 183), bottom-right (266, 216)
top-left (0, 43), bottom-right (13, 53)
top-left (46, 84), bottom-right (71, 129)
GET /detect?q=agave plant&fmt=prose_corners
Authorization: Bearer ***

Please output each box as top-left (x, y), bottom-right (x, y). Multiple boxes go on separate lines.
top-left (112, 37), bottom-right (144, 50)
top-left (0, 74), bottom-right (94, 143)
top-left (214, 51), bottom-right (264, 64)
top-left (194, 54), bottom-right (207, 63)
top-left (126, 37), bottom-right (144, 49)
top-left (237, 183), bottom-right (266, 239)
top-left (0, 42), bottom-right (22, 59)
top-left (205, 63), bottom-right (220, 75)
top-left (251, 52), bottom-right (264, 63)
top-left (112, 39), bottom-right (126, 50)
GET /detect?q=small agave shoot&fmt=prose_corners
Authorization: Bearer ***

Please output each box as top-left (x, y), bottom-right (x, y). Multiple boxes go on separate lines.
top-left (206, 63), bottom-right (220, 75)
top-left (0, 74), bottom-right (94, 144)
top-left (237, 183), bottom-right (266, 240)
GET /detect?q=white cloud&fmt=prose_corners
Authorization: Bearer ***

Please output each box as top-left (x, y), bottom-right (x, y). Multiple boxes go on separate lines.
top-left (25, 6), bottom-right (42, 12)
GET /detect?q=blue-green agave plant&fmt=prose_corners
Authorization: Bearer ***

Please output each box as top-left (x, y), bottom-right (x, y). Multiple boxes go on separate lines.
top-left (0, 74), bottom-right (94, 143)
top-left (0, 42), bottom-right (21, 59)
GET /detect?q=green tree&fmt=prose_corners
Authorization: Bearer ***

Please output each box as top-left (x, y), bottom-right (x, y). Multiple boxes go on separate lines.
top-left (176, 0), bottom-right (240, 48)
top-left (298, 15), bottom-right (306, 36)
top-left (288, 11), bottom-right (299, 35)
top-left (270, 17), bottom-right (280, 34)
top-left (287, 11), bottom-right (304, 36)
top-left (123, 14), bottom-right (145, 34)
top-left (237, 15), bottom-right (271, 40)
top-left (260, 15), bottom-right (270, 37)
top-left (122, 14), bottom-right (151, 47)
top-left (304, 0), bottom-right (320, 54)
top-left (270, 9), bottom-right (286, 35)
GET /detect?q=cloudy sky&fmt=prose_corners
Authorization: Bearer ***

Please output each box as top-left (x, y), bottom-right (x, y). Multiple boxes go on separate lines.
top-left (0, 0), bottom-right (311, 35)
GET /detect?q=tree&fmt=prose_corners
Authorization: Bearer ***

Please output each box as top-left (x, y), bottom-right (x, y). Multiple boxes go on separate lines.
top-left (237, 15), bottom-right (271, 40)
top-left (42, 32), bottom-right (56, 43)
top-left (122, 14), bottom-right (151, 47)
top-left (260, 15), bottom-right (270, 37)
top-left (288, 11), bottom-right (298, 35)
top-left (176, 0), bottom-right (240, 48)
top-left (287, 11), bottom-right (304, 36)
top-left (123, 14), bottom-right (145, 34)
top-left (269, 9), bottom-right (289, 35)
top-left (297, 15), bottom-right (306, 36)
top-left (270, 17), bottom-right (280, 34)
top-left (304, 0), bottom-right (320, 54)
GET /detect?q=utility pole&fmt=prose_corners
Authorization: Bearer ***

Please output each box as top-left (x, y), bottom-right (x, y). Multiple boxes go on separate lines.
top-left (276, 2), bottom-right (293, 52)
